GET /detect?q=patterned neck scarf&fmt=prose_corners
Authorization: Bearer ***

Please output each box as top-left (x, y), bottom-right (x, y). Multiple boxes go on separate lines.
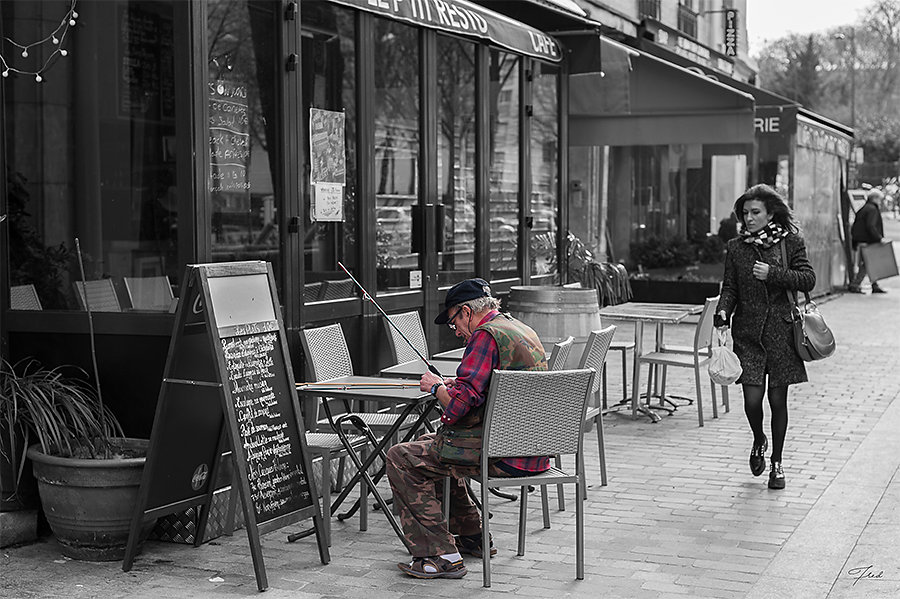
top-left (741, 221), bottom-right (788, 249)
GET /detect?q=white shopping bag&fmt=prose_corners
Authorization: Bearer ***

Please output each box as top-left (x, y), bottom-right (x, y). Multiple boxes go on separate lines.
top-left (708, 329), bottom-right (742, 385)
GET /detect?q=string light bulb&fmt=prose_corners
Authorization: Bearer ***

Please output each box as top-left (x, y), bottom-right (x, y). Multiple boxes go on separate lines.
top-left (0, 0), bottom-right (78, 84)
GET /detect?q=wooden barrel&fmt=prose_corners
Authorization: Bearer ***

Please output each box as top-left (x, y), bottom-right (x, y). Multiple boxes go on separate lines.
top-left (507, 285), bottom-right (601, 369)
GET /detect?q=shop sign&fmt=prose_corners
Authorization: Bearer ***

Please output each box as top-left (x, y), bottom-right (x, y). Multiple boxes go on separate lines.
top-left (754, 106), bottom-right (797, 136)
top-left (329, 0), bottom-right (561, 62)
top-left (723, 9), bottom-right (738, 57)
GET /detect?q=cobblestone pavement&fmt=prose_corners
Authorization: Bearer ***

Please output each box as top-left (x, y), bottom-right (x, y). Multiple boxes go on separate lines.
top-left (3, 242), bottom-right (900, 598)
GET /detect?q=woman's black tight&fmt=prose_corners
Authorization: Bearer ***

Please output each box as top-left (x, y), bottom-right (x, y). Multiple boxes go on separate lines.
top-left (742, 384), bottom-right (789, 462)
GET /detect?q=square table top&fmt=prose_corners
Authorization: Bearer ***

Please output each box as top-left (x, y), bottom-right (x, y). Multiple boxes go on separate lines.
top-left (598, 302), bottom-right (703, 324)
top-left (295, 375), bottom-right (431, 402)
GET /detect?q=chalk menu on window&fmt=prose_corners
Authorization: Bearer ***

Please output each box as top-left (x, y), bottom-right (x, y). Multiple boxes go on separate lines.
top-left (209, 80), bottom-right (250, 193)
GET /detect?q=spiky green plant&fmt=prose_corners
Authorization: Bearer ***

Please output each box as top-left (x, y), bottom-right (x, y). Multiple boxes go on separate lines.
top-left (0, 358), bottom-right (124, 502)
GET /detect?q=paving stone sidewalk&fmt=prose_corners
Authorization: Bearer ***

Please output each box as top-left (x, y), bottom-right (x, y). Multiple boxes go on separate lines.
top-left (3, 275), bottom-right (900, 599)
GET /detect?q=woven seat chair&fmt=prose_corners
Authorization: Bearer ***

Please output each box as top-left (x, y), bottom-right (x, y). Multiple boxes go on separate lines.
top-left (477, 368), bottom-right (596, 587)
top-left (303, 281), bottom-right (323, 303)
top-left (652, 297), bottom-right (729, 414)
top-left (319, 278), bottom-right (355, 301)
top-left (10, 284), bottom-right (42, 310)
top-left (634, 297), bottom-right (727, 427)
top-left (576, 326), bottom-right (616, 492)
top-left (301, 323), bottom-right (421, 433)
top-left (384, 311), bottom-right (430, 365)
top-left (545, 336), bottom-right (574, 515)
top-left (302, 324), bottom-right (404, 546)
top-left (124, 276), bottom-right (175, 311)
top-left (73, 279), bottom-right (122, 312)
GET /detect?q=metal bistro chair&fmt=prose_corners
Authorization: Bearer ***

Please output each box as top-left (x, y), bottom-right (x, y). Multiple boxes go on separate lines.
top-left (385, 311), bottom-right (430, 365)
top-left (298, 325), bottom-right (374, 546)
top-left (545, 336), bottom-right (574, 515)
top-left (654, 298), bottom-right (729, 414)
top-left (477, 368), bottom-right (596, 587)
top-left (577, 326), bottom-right (616, 492)
top-left (384, 310), bottom-right (443, 432)
top-left (634, 297), bottom-right (726, 427)
top-left (545, 329), bottom-right (615, 514)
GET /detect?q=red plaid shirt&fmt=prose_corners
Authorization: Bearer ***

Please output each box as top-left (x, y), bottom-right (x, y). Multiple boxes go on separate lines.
top-left (441, 310), bottom-right (549, 473)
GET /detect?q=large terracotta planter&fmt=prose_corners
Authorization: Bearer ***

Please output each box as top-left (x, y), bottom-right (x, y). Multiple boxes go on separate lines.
top-left (27, 438), bottom-right (153, 561)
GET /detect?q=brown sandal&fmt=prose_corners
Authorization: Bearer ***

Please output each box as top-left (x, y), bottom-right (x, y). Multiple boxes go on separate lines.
top-left (397, 556), bottom-right (468, 579)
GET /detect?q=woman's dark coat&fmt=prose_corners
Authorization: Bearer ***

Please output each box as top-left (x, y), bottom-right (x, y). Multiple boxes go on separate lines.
top-left (718, 232), bottom-right (816, 386)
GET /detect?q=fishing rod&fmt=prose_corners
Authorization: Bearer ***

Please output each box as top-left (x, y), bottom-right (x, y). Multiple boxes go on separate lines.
top-left (337, 261), bottom-right (443, 378)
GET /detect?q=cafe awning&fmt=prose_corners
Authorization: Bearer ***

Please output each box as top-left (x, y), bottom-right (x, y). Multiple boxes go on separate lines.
top-left (569, 37), bottom-right (755, 146)
top-left (327, 0), bottom-right (562, 62)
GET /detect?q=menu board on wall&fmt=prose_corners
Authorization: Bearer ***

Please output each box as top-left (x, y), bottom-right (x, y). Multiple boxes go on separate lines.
top-left (118, 5), bottom-right (174, 120)
top-left (209, 80), bottom-right (251, 193)
top-left (123, 262), bottom-right (329, 592)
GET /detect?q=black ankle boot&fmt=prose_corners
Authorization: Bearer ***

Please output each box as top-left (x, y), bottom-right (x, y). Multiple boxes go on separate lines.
top-left (749, 436), bottom-right (767, 477)
top-left (768, 460), bottom-right (785, 489)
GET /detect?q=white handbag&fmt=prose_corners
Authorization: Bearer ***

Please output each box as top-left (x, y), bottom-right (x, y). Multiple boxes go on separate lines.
top-left (708, 329), bottom-right (742, 385)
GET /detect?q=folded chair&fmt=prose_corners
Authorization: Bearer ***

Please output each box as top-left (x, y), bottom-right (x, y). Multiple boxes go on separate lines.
top-left (477, 368), bottom-right (596, 587)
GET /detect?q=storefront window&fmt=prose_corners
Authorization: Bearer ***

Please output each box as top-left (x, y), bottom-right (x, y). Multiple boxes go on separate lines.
top-left (373, 18), bottom-right (420, 292)
top-left (488, 50), bottom-right (520, 280)
top-left (301, 2), bottom-right (358, 302)
top-left (207, 1), bottom-right (280, 273)
top-left (530, 63), bottom-right (559, 279)
top-left (436, 35), bottom-right (476, 286)
top-left (5, 0), bottom-right (181, 312)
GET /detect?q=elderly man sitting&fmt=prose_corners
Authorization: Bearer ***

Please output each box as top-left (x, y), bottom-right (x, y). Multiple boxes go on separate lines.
top-left (386, 278), bottom-right (548, 579)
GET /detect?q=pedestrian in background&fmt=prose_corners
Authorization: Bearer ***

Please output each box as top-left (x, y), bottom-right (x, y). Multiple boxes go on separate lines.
top-left (848, 188), bottom-right (887, 294)
top-left (714, 184), bottom-right (816, 490)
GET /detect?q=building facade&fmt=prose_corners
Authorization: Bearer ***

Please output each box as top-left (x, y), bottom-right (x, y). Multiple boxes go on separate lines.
top-left (1, 0), bottom-right (573, 436)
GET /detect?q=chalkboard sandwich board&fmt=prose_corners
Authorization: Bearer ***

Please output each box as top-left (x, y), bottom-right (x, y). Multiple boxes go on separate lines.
top-left (122, 261), bottom-right (328, 591)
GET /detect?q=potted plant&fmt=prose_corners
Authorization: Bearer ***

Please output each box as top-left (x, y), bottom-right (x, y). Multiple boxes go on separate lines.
top-left (0, 357), bottom-right (151, 560)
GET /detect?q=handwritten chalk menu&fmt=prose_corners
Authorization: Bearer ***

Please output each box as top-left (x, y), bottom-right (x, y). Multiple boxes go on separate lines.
top-left (221, 328), bottom-right (311, 521)
top-left (209, 80), bottom-right (251, 193)
top-left (124, 262), bottom-right (328, 592)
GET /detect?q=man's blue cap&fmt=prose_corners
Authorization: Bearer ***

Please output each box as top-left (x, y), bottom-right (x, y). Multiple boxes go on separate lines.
top-left (434, 278), bottom-right (492, 324)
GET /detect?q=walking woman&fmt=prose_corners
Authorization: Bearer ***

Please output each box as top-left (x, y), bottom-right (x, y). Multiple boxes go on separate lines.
top-left (714, 184), bottom-right (815, 490)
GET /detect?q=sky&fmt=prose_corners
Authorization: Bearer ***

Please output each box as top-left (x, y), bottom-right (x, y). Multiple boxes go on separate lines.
top-left (745, 0), bottom-right (874, 55)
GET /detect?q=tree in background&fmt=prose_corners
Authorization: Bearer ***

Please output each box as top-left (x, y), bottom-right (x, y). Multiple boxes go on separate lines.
top-left (755, 0), bottom-right (900, 179)
top-left (757, 34), bottom-right (821, 108)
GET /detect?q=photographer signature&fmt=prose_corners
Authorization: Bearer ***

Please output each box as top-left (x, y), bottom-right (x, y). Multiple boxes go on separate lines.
top-left (847, 565), bottom-right (884, 586)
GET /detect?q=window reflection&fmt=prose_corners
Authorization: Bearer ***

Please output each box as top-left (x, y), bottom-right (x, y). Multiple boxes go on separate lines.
top-left (301, 2), bottom-right (358, 302)
top-left (5, 0), bottom-right (180, 311)
top-left (436, 35), bottom-right (476, 287)
top-left (374, 18), bottom-right (420, 292)
top-left (207, 1), bottom-right (280, 273)
top-left (530, 63), bottom-right (559, 279)
top-left (488, 50), bottom-right (520, 280)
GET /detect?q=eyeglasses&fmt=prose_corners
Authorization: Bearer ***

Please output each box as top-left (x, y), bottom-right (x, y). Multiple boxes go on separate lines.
top-left (447, 307), bottom-right (464, 330)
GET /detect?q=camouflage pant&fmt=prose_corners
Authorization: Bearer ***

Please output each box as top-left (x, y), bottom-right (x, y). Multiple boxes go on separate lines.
top-left (386, 433), bottom-right (511, 557)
